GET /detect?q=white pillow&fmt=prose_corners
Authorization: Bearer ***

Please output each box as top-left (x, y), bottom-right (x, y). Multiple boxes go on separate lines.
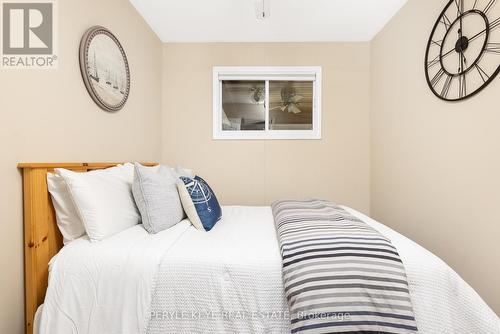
top-left (47, 173), bottom-right (86, 244)
top-left (56, 163), bottom-right (141, 241)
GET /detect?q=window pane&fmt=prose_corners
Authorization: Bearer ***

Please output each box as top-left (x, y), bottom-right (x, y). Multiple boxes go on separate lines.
top-left (269, 81), bottom-right (313, 130)
top-left (222, 80), bottom-right (266, 131)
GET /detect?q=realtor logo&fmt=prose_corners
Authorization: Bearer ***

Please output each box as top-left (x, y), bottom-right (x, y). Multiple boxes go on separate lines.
top-left (1, 0), bottom-right (57, 69)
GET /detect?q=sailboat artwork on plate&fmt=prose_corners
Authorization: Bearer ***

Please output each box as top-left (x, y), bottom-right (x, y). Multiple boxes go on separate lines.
top-left (79, 26), bottom-right (130, 112)
top-left (89, 53), bottom-right (99, 83)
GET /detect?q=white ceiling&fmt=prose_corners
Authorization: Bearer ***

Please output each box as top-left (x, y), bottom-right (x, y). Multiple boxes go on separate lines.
top-left (129, 0), bottom-right (407, 43)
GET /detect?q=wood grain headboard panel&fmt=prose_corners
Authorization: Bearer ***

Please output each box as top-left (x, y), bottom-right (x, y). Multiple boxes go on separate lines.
top-left (18, 162), bottom-right (156, 334)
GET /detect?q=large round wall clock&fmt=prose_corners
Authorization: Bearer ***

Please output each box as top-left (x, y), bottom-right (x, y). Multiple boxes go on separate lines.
top-left (425, 0), bottom-right (500, 101)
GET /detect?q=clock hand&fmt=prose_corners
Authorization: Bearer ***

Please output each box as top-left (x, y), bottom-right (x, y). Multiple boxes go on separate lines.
top-left (459, 52), bottom-right (463, 73)
top-left (441, 30), bottom-right (484, 60)
top-left (458, 0), bottom-right (463, 38)
top-left (438, 17), bottom-right (500, 62)
top-left (458, 1), bottom-right (464, 74)
top-left (428, 16), bottom-right (500, 70)
top-left (459, 51), bottom-right (467, 74)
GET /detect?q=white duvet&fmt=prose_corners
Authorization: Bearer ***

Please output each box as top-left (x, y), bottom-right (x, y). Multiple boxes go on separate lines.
top-left (39, 206), bottom-right (499, 334)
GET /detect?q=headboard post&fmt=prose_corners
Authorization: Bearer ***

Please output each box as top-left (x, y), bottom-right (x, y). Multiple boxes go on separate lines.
top-left (18, 162), bottom-right (156, 334)
top-left (22, 166), bottom-right (64, 334)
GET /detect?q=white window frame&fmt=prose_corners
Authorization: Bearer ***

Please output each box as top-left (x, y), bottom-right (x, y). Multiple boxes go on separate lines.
top-left (213, 66), bottom-right (322, 140)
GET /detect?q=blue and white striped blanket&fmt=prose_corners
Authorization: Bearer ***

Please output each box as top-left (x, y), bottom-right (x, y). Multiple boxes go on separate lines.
top-left (272, 199), bottom-right (419, 334)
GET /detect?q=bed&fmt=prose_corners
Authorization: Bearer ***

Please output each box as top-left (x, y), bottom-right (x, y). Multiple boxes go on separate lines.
top-left (19, 163), bottom-right (500, 334)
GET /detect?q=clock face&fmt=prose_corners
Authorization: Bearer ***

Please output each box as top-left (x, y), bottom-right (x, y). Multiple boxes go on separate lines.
top-left (425, 0), bottom-right (500, 101)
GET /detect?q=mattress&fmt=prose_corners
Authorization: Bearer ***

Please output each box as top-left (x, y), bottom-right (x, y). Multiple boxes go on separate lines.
top-left (38, 205), bottom-right (500, 334)
top-left (40, 219), bottom-right (193, 334)
top-left (146, 206), bottom-right (289, 333)
top-left (39, 206), bottom-right (289, 334)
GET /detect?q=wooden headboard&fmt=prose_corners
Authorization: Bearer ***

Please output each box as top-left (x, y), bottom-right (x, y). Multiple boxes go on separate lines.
top-left (17, 162), bottom-right (157, 334)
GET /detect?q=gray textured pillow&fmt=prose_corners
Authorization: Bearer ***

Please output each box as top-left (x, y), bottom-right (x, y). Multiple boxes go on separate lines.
top-left (132, 163), bottom-right (184, 234)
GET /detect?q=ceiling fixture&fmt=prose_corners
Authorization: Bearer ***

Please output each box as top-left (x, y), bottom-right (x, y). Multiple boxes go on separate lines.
top-left (270, 83), bottom-right (304, 114)
top-left (255, 0), bottom-right (269, 19)
top-left (250, 86), bottom-right (265, 104)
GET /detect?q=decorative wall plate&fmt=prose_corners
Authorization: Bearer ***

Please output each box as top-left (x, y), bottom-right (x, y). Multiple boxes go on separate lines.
top-left (79, 26), bottom-right (130, 112)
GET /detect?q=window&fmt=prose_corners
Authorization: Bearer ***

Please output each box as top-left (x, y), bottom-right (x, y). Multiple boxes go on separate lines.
top-left (213, 67), bottom-right (322, 140)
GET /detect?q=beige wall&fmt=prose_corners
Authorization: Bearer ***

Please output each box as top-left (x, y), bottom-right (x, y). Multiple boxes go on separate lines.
top-left (371, 0), bottom-right (500, 315)
top-left (161, 43), bottom-right (371, 212)
top-left (0, 0), bottom-right (162, 332)
top-left (3, 1), bottom-right (496, 332)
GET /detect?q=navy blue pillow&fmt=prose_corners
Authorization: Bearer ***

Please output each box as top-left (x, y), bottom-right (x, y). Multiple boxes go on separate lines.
top-left (177, 176), bottom-right (222, 231)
